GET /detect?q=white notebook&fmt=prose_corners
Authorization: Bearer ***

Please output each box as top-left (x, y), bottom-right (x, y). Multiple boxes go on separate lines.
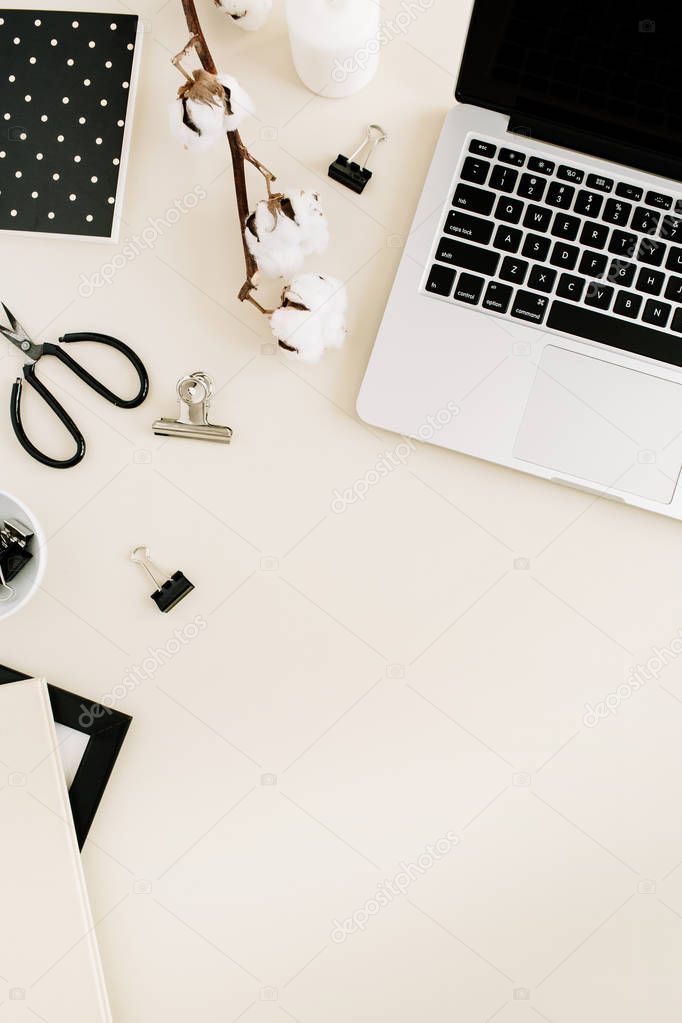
top-left (0, 678), bottom-right (112, 1021)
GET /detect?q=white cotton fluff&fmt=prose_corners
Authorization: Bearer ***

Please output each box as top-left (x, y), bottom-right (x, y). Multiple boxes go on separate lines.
top-left (289, 190), bottom-right (329, 255)
top-left (218, 73), bottom-right (255, 131)
top-left (246, 190), bottom-right (329, 279)
top-left (216, 0), bottom-right (273, 31)
top-left (246, 201), bottom-right (304, 278)
top-left (270, 274), bottom-right (348, 363)
top-left (170, 70), bottom-right (254, 151)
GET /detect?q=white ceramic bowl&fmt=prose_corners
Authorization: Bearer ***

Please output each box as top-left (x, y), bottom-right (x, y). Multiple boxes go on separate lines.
top-left (0, 492), bottom-right (46, 621)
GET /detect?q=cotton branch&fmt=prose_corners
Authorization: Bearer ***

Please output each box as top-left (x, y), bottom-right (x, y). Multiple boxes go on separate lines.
top-left (177, 0), bottom-right (277, 297)
top-left (172, 0), bottom-right (348, 362)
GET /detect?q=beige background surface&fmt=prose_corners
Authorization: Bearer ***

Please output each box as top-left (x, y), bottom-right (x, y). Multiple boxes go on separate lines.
top-left (2, 1), bottom-right (682, 1020)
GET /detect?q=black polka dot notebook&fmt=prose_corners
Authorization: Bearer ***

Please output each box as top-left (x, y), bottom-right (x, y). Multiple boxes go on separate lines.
top-left (0, 10), bottom-right (142, 241)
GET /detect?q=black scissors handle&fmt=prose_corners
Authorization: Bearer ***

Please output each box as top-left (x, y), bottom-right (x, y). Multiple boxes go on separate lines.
top-left (10, 333), bottom-right (149, 470)
top-left (54, 332), bottom-right (149, 409)
top-left (11, 365), bottom-right (86, 470)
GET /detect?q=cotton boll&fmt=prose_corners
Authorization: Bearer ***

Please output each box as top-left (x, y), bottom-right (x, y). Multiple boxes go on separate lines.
top-left (246, 200), bottom-right (306, 278)
top-left (171, 69), bottom-right (253, 151)
top-left (288, 190), bottom-right (329, 255)
top-left (169, 94), bottom-right (225, 151)
top-left (270, 274), bottom-right (348, 362)
top-left (215, 0), bottom-right (273, 31)
top-left (246, 191), bottom-right (329, 279)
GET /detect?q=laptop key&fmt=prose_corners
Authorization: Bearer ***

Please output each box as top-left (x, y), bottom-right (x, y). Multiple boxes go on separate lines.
top-left (557, 165), bottom-right (584, 184)
top-left (666, 247), bottom-right (682, 273)
top-left (556, 273), bottom-right (585, 301)
top-left (551, 214), bottom-right (581, 241)
top-left (445, 210), bottom-right (494, 244)
top-left (584, 283), bottom-right (614, 310)
top-left (580, 222), bottom-right (609, 249)
top-left (493, 225), bottom-right (523, 252)
top-left (637, 238), bottom-right (666, 266)
top-left (672, 309), bottom-right (682, 333)
top-left (527, 157), bottom-right (555, 175)
top-left (645, 190), bottom-right (673, 211)
top-left (613, 291), bottom-right (642, 318)
top-left (499, 256), bottom-right (529, 285)
top-left (603, 199), bottom-right (632, 226)
top-left (579, 251), bottom-right (608, 278)
top-left (425, 265), bottom-right (456, 297)
top-left (454, 272), bottom-right (485, 305)
top-left (636, 267), bottom-right (664, 295)
top-left (547, 301), bottom-right (682, 366)
top-left (436, 238), bottom-right (500, 276)
top-left (631, 207), bottom-right (660, 233)
top-left (608, 230), bottom-right (638, 258)
top-left (523, 204), bottom-right (552, 232)
top-left (482, 280), bottom-right (513, 313)
top-left (661, 216), bottom-right (682, 243)
top-left (616, 183), bottom-right (643, 202)
top-left (665, 275), bottom-right (682, 302)
top-left (574, 190), bottom-right (603, 218)
top-left (511, 291), bottom-right (549, 324)
top-left (452, 183), bottom-right (496, 216)
top-left (528, 265), bottom-right (557, 293)
top-left (461, 157), bottom-right (490, 185)
top-left (642, 299), bottom-right (672, 327)
top-left (546, 182), bottom-right (575, 208)
top-left (469, 139), bottom-right (496, 158)
top-left (489, 165), bottom-right (518, 192)
top-left (609, 260), bottom-right (636, 287)
top-left (499, 148), bottom-right (525, 166)
top-left (550, 242), bottom-right (579, 270)
top-left (517, 174), bottom-right (546, 201)
top-left (522, 233), bottom-right (551, 261)
top-left (495, 196), bottom-right (524, 224)
top-left (586, 173), bottom-right (613, 192)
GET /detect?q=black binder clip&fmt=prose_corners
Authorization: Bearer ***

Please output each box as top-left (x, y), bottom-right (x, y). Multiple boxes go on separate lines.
top-left (328, 124), bottom-right (388, 194)
top-left (131, 545), bottom-right (194, 613)
top-left (0, 518), bottom-right (33, 585)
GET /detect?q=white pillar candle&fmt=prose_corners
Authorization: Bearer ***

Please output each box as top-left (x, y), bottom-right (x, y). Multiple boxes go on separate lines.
top-left (286, 0), bottom-right (382, 98)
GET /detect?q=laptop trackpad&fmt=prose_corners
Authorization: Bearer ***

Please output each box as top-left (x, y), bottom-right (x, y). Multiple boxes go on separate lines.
top-left (513, 346), bottom-right (682, 504)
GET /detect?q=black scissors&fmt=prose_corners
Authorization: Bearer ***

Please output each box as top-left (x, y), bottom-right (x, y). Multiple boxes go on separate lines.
top-left (0, 303), bottom-right (149, 470)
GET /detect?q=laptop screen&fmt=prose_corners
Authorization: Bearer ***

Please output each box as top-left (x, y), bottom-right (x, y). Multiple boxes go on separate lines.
top-left (456, 2), bottom-right (681, 170)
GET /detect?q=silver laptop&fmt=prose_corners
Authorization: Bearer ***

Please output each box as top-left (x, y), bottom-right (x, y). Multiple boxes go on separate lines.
top-left (358, 1), bottom-right (682, 519)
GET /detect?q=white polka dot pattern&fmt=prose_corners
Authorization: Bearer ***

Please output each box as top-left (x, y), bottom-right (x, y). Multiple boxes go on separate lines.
top-left (0, 10), bottom-right (138, 236)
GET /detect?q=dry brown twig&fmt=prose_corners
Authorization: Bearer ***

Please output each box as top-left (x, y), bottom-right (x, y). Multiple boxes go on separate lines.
top-left (175, 0), bottom-right (277, 309)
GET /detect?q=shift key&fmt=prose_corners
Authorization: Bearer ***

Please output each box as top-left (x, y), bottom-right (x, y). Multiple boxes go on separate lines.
top-left (436, 237), bottom-right (500, 276)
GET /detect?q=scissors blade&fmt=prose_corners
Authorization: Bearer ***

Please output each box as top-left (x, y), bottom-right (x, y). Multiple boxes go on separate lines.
top-left (0, 304), bottom-right (42, 360)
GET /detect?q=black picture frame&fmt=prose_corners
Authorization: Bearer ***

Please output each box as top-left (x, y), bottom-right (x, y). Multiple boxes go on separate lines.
top-left (0, 664), bottom-right (132, 849)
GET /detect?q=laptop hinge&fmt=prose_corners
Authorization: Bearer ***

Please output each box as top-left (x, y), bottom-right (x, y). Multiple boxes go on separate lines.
top-left (507, 114), bottom-right (682, 185)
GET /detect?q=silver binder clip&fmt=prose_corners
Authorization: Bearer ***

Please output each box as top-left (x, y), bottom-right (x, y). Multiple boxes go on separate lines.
top-left (152, 372), bottom-right (232, 444)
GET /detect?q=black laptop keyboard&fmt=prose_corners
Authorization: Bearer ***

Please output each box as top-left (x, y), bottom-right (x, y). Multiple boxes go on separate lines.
top-left (424, 136), bottom-right (682, 367)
